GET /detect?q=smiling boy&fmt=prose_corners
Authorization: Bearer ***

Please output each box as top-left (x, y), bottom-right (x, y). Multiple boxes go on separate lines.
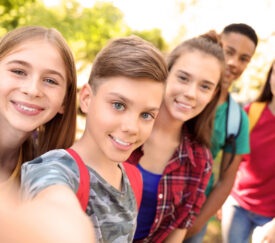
top-left (21, 36), bottom-right (167, 243)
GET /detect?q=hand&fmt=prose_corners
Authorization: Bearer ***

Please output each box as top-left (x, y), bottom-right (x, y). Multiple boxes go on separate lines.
top-left (261, 220), bottom-right (275, 243)
top-left (252, 219), bottom-right (275, 243)
top-left (215, 208), bottom-right (222, 221)
top-left (0, 184), bottom-right (95, 243)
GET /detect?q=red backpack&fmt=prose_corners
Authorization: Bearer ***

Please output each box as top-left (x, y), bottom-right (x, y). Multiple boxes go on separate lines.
top-left (66, 148), bottom-right (143, 211)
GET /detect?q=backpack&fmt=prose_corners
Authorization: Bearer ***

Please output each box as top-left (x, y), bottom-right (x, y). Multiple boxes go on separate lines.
top-left (66, 148), bottom-right (143, 211)
top-left (248, 102), bottom-right (266, 132)
top-left (223, 94), bottom-right (242, 169)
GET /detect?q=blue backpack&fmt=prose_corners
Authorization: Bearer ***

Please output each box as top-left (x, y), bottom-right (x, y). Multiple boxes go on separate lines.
top-left (224, 94), bottom-right (242, 169)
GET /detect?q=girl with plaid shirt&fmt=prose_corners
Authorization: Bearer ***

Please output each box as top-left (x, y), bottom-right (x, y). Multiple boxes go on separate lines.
top-left (128, 31), bottom-right (225, 242)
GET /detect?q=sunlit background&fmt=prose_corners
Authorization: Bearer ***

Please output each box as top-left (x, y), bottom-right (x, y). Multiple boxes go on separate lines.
top-left (1, 0), bottom-right (274, 241)
top-left (40, 0), bottom-right (275, 102)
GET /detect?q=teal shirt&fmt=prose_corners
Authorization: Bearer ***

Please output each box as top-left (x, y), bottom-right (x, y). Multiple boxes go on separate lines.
top-left (205, 101), bottom-right (250, 196)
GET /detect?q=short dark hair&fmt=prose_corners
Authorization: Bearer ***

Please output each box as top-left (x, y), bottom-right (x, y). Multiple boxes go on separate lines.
top-left (222, 23), bottom-right (258, 47)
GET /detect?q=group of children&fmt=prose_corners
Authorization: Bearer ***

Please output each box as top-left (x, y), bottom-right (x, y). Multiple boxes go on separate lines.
top-left (0, 22), bottom-right (274, 243)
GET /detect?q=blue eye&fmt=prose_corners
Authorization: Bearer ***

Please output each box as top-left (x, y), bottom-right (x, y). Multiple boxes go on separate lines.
top-left (179, 76), bottom-right (188, 82)
top-left (112, 102), bottom-right (125, 111)
top-left (12, 69), bottom-right (26, 76)
top-left (201, 84), bottom-right (211, 90)
top-left (141, 112), bottom-right (154, 121)
top-left (45, 78), bottom-right (58, 85)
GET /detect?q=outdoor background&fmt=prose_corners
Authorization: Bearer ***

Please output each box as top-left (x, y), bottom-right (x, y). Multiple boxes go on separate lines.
top-left (1, 0), bottom-right (274, 242)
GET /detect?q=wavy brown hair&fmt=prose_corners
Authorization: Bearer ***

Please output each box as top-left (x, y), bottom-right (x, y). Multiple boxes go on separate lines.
top-left (0, 26), bottom-right (77, 163)
top-left (167, 31), bottom-right (224, 147)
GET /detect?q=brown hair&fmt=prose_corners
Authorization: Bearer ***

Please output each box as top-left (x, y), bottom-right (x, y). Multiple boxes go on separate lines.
top-left (88, 35), bottom-right (168, 92)
top-left (0, 26), bottom-right (77, 163)
top-left (167, 30), bottom-right (224, 147)
top-left (257, 60), bottom-right (275, 102)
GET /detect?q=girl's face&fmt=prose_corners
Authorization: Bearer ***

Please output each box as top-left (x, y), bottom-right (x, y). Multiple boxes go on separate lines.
top-left (165, 50), bottom-right (221, 122)
top-left (0, 39), bottom-right (67, 134)
top-left (269, 63), bottom-right (275, 97)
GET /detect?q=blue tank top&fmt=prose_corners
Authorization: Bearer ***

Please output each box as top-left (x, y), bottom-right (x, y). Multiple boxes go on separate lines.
top-left (134, 163), bottom-right (162, 240)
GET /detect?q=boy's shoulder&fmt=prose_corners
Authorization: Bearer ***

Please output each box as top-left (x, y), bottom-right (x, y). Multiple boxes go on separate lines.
top-left (23, 149), bottom-right (76, 168)
top-left (21, 149), bottom-right (80, 194)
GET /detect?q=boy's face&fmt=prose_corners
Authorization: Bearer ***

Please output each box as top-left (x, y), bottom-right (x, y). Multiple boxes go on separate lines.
top-left (221, 32), bottom-right (256, 89)
top-left (80, 76), bottom-right (164, 163)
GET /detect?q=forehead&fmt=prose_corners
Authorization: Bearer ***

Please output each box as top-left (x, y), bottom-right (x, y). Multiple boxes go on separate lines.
top-left (221, 32), bottom-right (256, 56)
top-left (172, 51), bottom-right (221, 79)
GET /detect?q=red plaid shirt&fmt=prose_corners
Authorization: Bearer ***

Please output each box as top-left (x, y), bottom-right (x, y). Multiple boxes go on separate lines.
top-left (127, 129), bottom-right (212, 243)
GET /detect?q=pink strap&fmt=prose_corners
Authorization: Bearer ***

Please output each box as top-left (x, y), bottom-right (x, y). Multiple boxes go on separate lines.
top-left (122, 162), bottom-right (143, 210)
top-left (66, 148), bottom-right (90, 211)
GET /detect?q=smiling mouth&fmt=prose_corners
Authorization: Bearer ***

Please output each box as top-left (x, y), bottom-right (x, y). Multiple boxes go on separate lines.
top-left (112, 136), bottom-right (131, 146)
top-left (109, 135), bottom-right (134, 152)
top-left (12, 101), bottom-right (44, 116)
top-left (18, 104), bottom-right (38, 112)
top-left (175, 100), bottom-right (193, 110)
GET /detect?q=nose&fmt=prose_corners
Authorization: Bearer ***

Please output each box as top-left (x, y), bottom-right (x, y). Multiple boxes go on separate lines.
top-left (20, 76), bottom-right (42, 98)
top-left (120, 113), bottom-right (139, 135)
top-left (226, 55), bottom-right (238, 67)
top-left (185, 82), bottom-right (197, 100)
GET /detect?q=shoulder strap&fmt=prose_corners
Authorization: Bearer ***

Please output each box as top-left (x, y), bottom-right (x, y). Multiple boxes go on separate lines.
top-left (122, 162), bottom-right (143, 210)
top-left (248, 102), bottom-right (266, 132)
top-left (226, 94), bottom-right (242, 139)
top-left (66, 148), bottom-right (90, 212)
top-left (223, 94), bottom-right (242, 170)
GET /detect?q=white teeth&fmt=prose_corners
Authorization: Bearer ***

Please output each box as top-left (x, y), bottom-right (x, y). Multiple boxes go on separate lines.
top-left (177, 102), bottom-right (192, 109)
top-left (18, 104), bottom-right (37, 112)
top-left (113, 137), bottom-right (130, 146)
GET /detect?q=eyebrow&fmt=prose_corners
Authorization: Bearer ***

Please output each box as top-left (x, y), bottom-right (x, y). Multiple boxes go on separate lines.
top-left (178, 70), bottom-right (216, 86)
top-left (226, 46), bottom-right (252, 59)
top-left (108, 92), bottom-right (160, 112)
top-left (6, 60), bottom-right (65, 81)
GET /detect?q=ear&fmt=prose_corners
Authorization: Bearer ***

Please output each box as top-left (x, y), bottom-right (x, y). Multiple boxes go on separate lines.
top-left (79, 83), bottom-right (93, 114)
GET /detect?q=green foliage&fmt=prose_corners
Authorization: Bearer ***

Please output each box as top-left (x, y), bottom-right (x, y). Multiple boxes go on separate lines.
top-left (0, 0), bottom-right (167, 70)
top-left (131, 28), bottom-right (168, 51)
top-left (0, 0), bottom-right (36, 35)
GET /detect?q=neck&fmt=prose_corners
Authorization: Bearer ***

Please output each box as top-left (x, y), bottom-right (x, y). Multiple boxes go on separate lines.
top-left (71, 133), bottom-right (122, 190)
top-left (218, 86), bottom-right (229, 105)
top-left (0, 128), bottom-right (28, 179)
top-left (152, 102), bottom-right (183, 142)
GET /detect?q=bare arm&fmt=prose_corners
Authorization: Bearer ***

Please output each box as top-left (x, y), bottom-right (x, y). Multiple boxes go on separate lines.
top-left (185, 152), bottom-right (242, 237)
top-left (163, 228), bottom-right (187, 243)
top-left (0, 185), bottom-right (95, 243)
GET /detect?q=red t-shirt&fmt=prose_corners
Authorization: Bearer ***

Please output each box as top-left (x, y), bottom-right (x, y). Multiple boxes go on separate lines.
top-left (231, 103), bottom-right (275, 217)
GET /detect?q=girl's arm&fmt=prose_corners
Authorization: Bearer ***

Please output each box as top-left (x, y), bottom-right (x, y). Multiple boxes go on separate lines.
top-left (0, 184), bottom-right (94, 243)
top-left (163, 228), bottom-right (187, 243)
top-left (185, 152), bottom-right (242, 237)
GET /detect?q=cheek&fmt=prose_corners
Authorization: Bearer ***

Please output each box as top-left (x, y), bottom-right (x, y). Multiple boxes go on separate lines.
top-left (139, 123), bottom-right (154, 143)
top-left (197, 92), bottom-right (214, 111)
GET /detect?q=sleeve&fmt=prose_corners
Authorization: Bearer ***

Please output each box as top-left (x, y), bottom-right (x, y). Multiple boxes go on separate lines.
top-left (223, 109), bottom-right (250, 155)
top-left (178, 147), bottom-right (213, 229)
top-left (21, 150), bottom-right (79, 199)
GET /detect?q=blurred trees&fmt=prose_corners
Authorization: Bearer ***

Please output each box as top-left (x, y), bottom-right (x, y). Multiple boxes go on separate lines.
top-left (0, 0), bottom-right (167, 70)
